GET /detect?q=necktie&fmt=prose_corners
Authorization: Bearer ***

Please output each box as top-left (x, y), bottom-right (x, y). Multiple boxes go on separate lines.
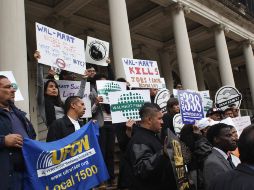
top-left (227, 154), bottom-right (236, 169)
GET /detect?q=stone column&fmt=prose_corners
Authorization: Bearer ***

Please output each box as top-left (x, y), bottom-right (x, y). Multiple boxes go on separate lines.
top-left (214, 25), bottom-right (235, 87)
top-left (0, 0), bottom-right (29, 115)
top-left (171, 3), bottom-right (198, 90)
top-left (159, 51), bottom-right (174, 92)
top-left (108, 0), bottom-right (133, 78)
top-left (242, 41), bottom-right (254, 105)
top-left (194, 58), bottom-right (206, 91)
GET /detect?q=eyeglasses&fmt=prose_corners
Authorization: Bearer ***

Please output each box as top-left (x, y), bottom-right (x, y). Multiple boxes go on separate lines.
top-left (87, 69), bottom-right (96, 73)
top-left (0, 83), bottom-right (18, 90)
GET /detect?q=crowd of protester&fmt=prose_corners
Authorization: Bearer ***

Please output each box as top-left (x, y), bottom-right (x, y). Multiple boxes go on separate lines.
top-left (0, 50), bottom-right (254, 190)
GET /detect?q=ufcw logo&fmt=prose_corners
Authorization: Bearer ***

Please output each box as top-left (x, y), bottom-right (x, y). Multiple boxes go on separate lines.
top-left (36, 134), bottom-right (96, 178)
top-left (52, 135), bottom-right (90, 165)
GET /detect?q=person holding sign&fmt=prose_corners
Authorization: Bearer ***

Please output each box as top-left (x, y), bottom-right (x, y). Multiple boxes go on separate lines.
top-left (88, 59), bottom-right (117, 187)
top-left (180, 122), bottom-right (213, 190)
top-left (35, 51), bottom-right (87, 127)
top-left (86, 58), bottom-right (114, 93)
top-left (161, 98), bottom-right (180, 140)
top-left (0, 75), bottom-right (36, 190)
top-left (125, 103), bottom-right (177, 190)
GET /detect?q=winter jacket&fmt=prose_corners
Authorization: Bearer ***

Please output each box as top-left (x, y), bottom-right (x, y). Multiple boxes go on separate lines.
top-left (125, 126), bottom-right (177, 190)
top-left (0, 104), bottom-right (36, 190)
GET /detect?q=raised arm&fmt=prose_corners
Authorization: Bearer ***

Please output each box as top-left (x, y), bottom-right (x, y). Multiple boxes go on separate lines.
top-left (106, 58), bottom-right (115, 80)
top-left (34, 51), bottom-right (47, 124)
top-left (76, 70), bottom-right (88, 98)
top-left (35, 51), bottom-right (55, 124)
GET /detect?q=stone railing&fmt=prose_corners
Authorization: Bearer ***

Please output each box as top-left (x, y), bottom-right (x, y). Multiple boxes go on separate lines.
top-left (240, 109), bottom-right (254, 117)
top-left (218, 0), bottom-right (254, 20)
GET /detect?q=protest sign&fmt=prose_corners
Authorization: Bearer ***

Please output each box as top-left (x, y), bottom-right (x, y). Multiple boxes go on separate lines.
top-left (0, 71), bottom-right (24, 101)
top-left (178, 90), bottom-right (204, 124)
top-left (202, 98), bottom-right (213, 117)
top-left (57, 80), bottom-right (91, 118)
top-left (85, 37), bottom-right (109, 66)
top-left (232, 116), bottom-right (251, 136)
top-left (195, 117), bottom-right (219, 131)
top-left (36, 23), bottom-right (86, 75)
top-left (199, 90), bottom-right (210, 99)
top-left (154, 88), bottom-right (170, 113)
top-left (173, 114), bottom-right (184, 134)
top-left (109, 90), bottom-right (151, 123)
top-left (159, 78), bottom-right (166, 89)
top-left (173, 89), bottom-right (178, 98)
top-left (215, 85), bottom-right (242, 111)
top-left (192, 90), bottom-right (212, 116)
top-left (166, 129), bottom-right (191, 190)
top-left (122, 58), bottom-right (163, 88)
top-left (96, 80), bottom-right (126, 104)
top-left (23, 121), bottom-right (109, 190)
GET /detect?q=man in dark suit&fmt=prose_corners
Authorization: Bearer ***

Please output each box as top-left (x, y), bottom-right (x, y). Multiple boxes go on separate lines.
top-left (208, 124), bottom-right (254, 190)
top-left (203, 123), bottom-right (238, 189)
top-left (46, 96), bottom-right (86, 142)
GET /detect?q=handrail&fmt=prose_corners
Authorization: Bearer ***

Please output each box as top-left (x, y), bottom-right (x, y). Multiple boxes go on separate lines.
top-left (218, 0), bottom-right (254, 20)
top-left (240, 109), bottom-right (254, 117)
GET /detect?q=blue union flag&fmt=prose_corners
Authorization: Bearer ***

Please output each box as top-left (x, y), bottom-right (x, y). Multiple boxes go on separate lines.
top-left (22, 121), bottom-right (109, 190)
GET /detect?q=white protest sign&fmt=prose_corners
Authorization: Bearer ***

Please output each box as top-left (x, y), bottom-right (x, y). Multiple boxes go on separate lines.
top-left (200, 90), bottom-right (210, 100)
top-left (154, 89), bottom-right (170, 113)
top-left (109, 90), bottom-right (151, 123)
top-left (199, 90), bottom-right (212, 116)
top-left (96, 80), bottom-right (126, 104)
top-left (122, 58), bottom-right (163, 88)
top-left (159, 78), bottom-right (166, 89)
top-left (173, 89), bottom-right (178, 98)
top-left (173, 114), bottom-right (184, 134)
top-left (36, 22), bottom-right (86, 75)
top-left (232, 116), bottom-right (251, 136)
top-left (215, 86), bottom-right (242, 111)
top-left (202, 99), bottom-right (213, 116)
top-left (85, 36), bottom-right (109, 66)
top-left (57, 80), bottom-right (91, 118)
top-left (0, 71), bottom-right (24, 101)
